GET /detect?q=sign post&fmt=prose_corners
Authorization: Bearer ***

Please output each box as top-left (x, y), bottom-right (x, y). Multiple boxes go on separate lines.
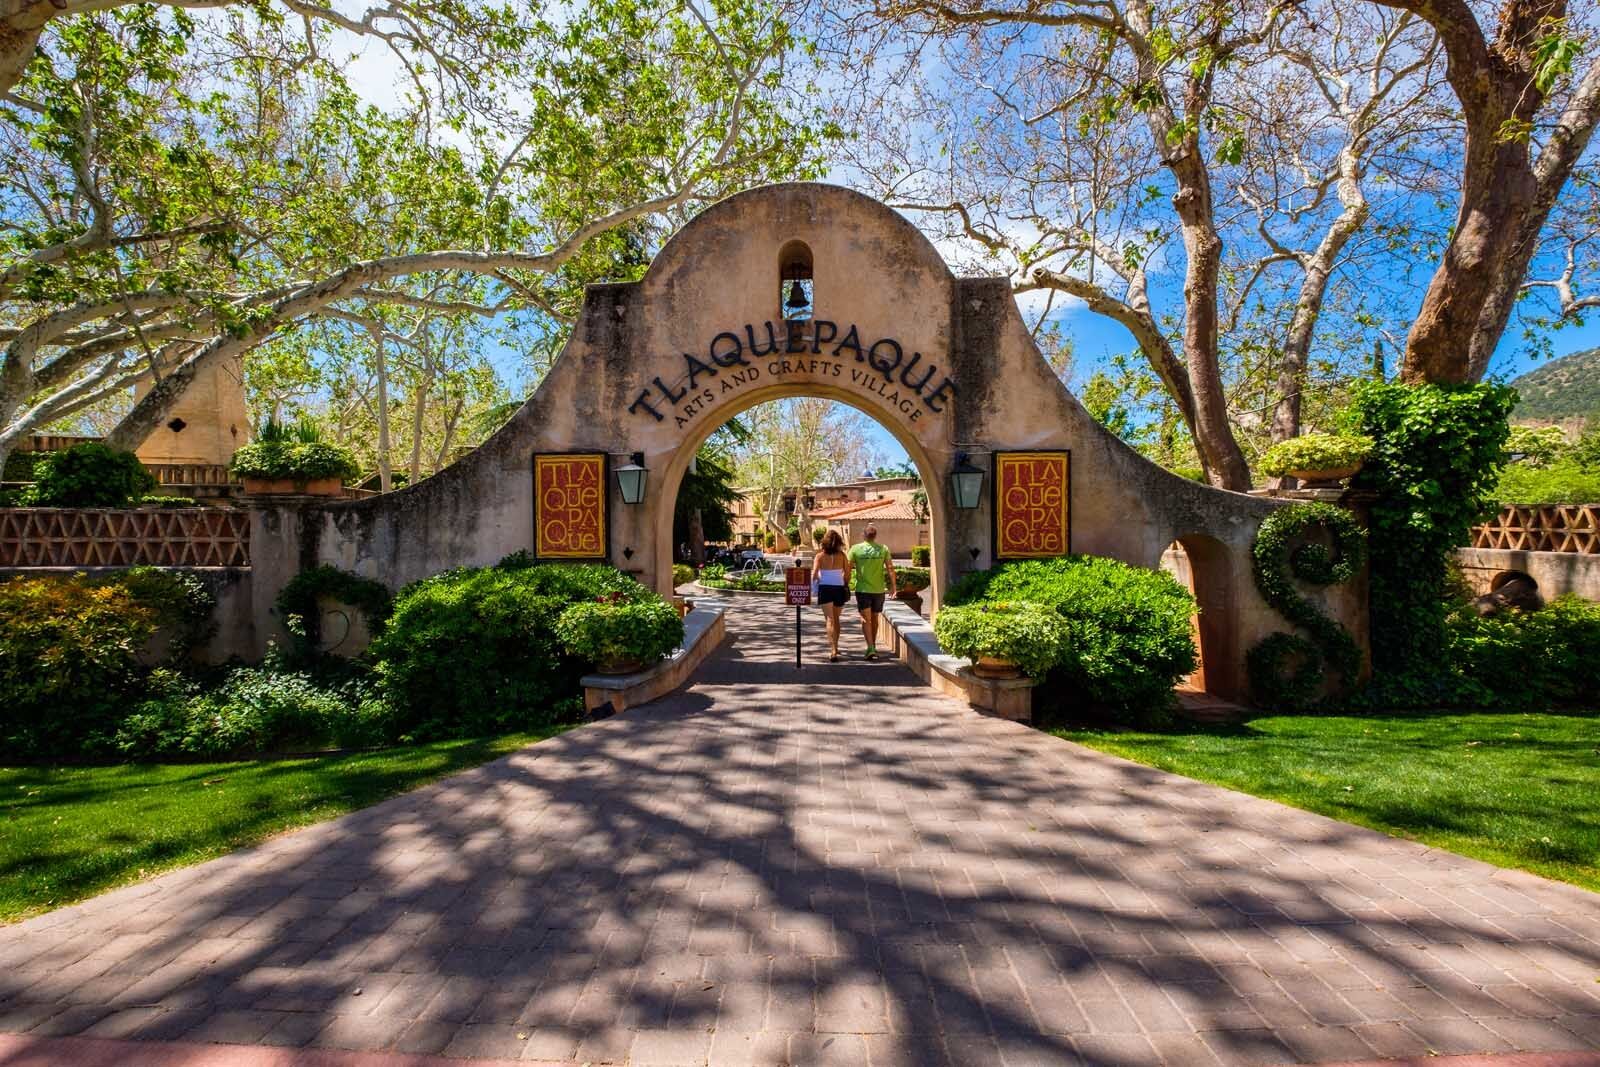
top-left (785, 566), bottom-right (812, 669)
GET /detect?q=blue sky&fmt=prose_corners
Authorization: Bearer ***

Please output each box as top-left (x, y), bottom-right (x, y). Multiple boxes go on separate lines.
top-left (851, 301), bottom-right (1600, 469)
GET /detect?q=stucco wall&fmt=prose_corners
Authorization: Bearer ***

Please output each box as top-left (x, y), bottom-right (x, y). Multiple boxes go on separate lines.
top-left (250, 183), bottom-right (1367, 703)
top-left (1456, 547), bottom-right (1600, 602)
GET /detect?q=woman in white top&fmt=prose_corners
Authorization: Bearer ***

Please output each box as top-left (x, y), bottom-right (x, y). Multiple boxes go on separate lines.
top-left (811, 529), bottom-right (853, 662)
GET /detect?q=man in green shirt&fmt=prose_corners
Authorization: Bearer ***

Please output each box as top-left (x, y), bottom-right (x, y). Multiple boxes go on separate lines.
top-left (847, 523), bottom-right (896, 660)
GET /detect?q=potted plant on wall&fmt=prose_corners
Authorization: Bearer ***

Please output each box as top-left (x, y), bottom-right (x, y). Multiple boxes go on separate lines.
top-left (555, 593), bottom-right (685, 675)
top-left (230, 418), bottom-right (359, 497)
top-left (933, 601), bottom-right (1068, 680)
top-left (1258, 432), bottom-right (1374, 487)
top-left (895, 566), bottom-right (931, 613)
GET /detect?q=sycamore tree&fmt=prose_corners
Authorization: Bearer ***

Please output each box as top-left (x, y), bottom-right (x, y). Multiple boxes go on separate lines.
top-left (1363, 0), bottom-right (1599, 382)
top-left (0, 0), bottom-right (828, 471)
top-left (827, 0), bottom-right (1448, 487)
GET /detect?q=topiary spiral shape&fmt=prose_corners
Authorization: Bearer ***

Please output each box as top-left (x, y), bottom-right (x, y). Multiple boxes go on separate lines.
top-left (1247, 502), bottom-right (1367, 710)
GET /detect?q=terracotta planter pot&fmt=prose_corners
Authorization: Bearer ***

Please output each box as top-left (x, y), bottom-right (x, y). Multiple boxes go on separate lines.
top-left (895, 590), bottom-right (924, 613)
top-left (972, 655), bottom-right (1023, 679)
top-left (671, 596), bottom-right (689, 620)
top-left (1286, 462), bottom-right (1362, 485)
top-left (241, 476), bottom-right (345, 497)
top-left (596, 656), bottom-right (646, 675)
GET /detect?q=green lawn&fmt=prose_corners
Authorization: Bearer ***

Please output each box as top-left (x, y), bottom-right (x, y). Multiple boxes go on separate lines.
top-left (1055, 712), bottom-right (1600, 892)
top-left (0, 729), bottom-right (567, 923)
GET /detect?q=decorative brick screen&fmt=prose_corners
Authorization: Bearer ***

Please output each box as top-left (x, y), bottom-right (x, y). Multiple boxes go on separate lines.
top-left (1470, 504), bottom-right (1599, 555)
top-left (0, 508), bottom-right (250, 567)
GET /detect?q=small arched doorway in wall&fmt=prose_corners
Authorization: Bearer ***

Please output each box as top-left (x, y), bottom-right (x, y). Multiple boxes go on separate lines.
top-left (1161, 534), bottom-right (1241, 700)
top-left (655, 384), bottom-right (947, 613)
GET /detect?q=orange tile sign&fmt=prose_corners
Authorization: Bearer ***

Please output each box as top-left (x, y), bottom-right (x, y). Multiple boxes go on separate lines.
top-left (995, 451), bottom-right (1070, 558)
top-left (534, 454), bottom-right (606, 559)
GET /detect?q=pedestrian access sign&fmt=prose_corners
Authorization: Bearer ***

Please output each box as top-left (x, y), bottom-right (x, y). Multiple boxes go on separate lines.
top-left (785, 566), bottom-right (812, 605)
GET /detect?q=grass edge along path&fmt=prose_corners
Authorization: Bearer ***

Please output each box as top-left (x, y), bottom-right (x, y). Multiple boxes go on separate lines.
top-left (0, 728), bottom-right (570, 924)
top-left (1054, 711), bottom-right (1600, 894)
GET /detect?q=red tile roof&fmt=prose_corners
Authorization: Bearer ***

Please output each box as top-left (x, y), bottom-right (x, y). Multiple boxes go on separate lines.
top-left (812, 498), bottom-right (919, 521)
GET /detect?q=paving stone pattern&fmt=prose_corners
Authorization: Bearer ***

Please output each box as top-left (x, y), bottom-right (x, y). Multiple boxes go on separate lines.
top-left (2, 597), bottom-right (1599, 1066)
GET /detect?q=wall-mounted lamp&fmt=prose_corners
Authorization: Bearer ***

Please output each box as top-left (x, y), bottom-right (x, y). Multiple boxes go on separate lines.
top-left (615, 451), bottom-right (648, 504)
top-left (969, 546), bottom-right (982, 561)
top-left (622, 546), bottom-right (635, 560)
top-left (951, 452), bottom-right (985, 510)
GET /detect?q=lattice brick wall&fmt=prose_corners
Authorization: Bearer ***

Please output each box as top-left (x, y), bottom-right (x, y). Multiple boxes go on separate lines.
top-left (1470, 504), bottom-right (1600, 555)
top-left (0, 508), bottom-right (250, 567)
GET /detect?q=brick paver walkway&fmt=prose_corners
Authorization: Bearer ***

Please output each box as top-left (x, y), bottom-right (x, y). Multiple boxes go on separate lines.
top-left (2, 596), bottom-right (1598, 1066)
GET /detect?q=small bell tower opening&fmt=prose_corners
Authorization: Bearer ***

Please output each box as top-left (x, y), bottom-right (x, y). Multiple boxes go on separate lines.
top-left (779, 240), bottom-right (813, 321)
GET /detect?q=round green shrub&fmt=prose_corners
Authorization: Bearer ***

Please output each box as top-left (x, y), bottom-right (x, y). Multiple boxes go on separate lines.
top-left (1446, 595), bottom-right (1600, 708)
top-left (1257, 433), bottom-right (1373, 477)
top-left (28, 443), bottom-right (156, 507)
top-left (933, 602), bottom-right (1068, 679)
top-left (370, 561), bottom-right (643, 739)
top-left (672, 563), bottom-right (697, 587)
top-left (944, 555), bottom-right (1197, 718)
top-left (812, 525), bottom-right (828, 544)
top-left (229, 440), bottom-right (360, 483)
top-left (910, 544), bottom-right (931, 566)
top-left (556, 598), bottom-right (684, 668)
top-left (896, 566), bottom-right (931, 592)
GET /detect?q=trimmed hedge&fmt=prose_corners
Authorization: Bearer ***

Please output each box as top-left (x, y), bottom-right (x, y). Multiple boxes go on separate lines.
top-left (944, 555), bottom-right (1196, 720)
top-left (371, 562), bottom-right (648, 739)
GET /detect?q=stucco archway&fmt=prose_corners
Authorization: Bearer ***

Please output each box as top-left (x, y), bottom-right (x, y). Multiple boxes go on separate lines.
top-left (280, 181), bottom-right (1369, 704)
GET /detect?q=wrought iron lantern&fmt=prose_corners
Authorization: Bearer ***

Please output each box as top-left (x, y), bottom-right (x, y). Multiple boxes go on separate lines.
top-left (615, 452), bottom-right (648, 505)
top-left (950, 452), bottom-right (984, 510)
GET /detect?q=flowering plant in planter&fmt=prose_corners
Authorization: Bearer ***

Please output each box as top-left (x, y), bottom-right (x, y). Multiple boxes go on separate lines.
top-left (932, 601), bottom-right (1068, 679)
top-left (1258, 433), bottom-right (1374, 480)
top-left (555, 597), bottom-right (684, 673)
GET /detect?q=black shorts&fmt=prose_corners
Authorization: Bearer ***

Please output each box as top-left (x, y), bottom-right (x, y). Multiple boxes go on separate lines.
top-left (817, 584), bottom-right (849, 606)
top-left (855, 591), bottom-right (886, 613)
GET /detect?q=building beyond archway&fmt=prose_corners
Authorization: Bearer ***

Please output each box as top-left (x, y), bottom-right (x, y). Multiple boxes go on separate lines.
top-left (261, 183), bottom-right (1366, 702)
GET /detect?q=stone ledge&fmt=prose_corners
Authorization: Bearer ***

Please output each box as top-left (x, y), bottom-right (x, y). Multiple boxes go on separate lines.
top-left (581, 604), bottom-right (726, 714)
top-left (874, 600), bottom-right (1038, 723)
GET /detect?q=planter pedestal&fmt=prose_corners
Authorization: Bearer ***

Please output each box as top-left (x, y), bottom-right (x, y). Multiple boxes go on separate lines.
top-left (241, 476), bottom-right (345, 497)
top-left (972, 655), bottom-right (1023, 680)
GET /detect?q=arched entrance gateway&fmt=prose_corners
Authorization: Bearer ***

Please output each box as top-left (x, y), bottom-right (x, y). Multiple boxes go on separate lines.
top-left (266, 183), bottom-right (1366, 703)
